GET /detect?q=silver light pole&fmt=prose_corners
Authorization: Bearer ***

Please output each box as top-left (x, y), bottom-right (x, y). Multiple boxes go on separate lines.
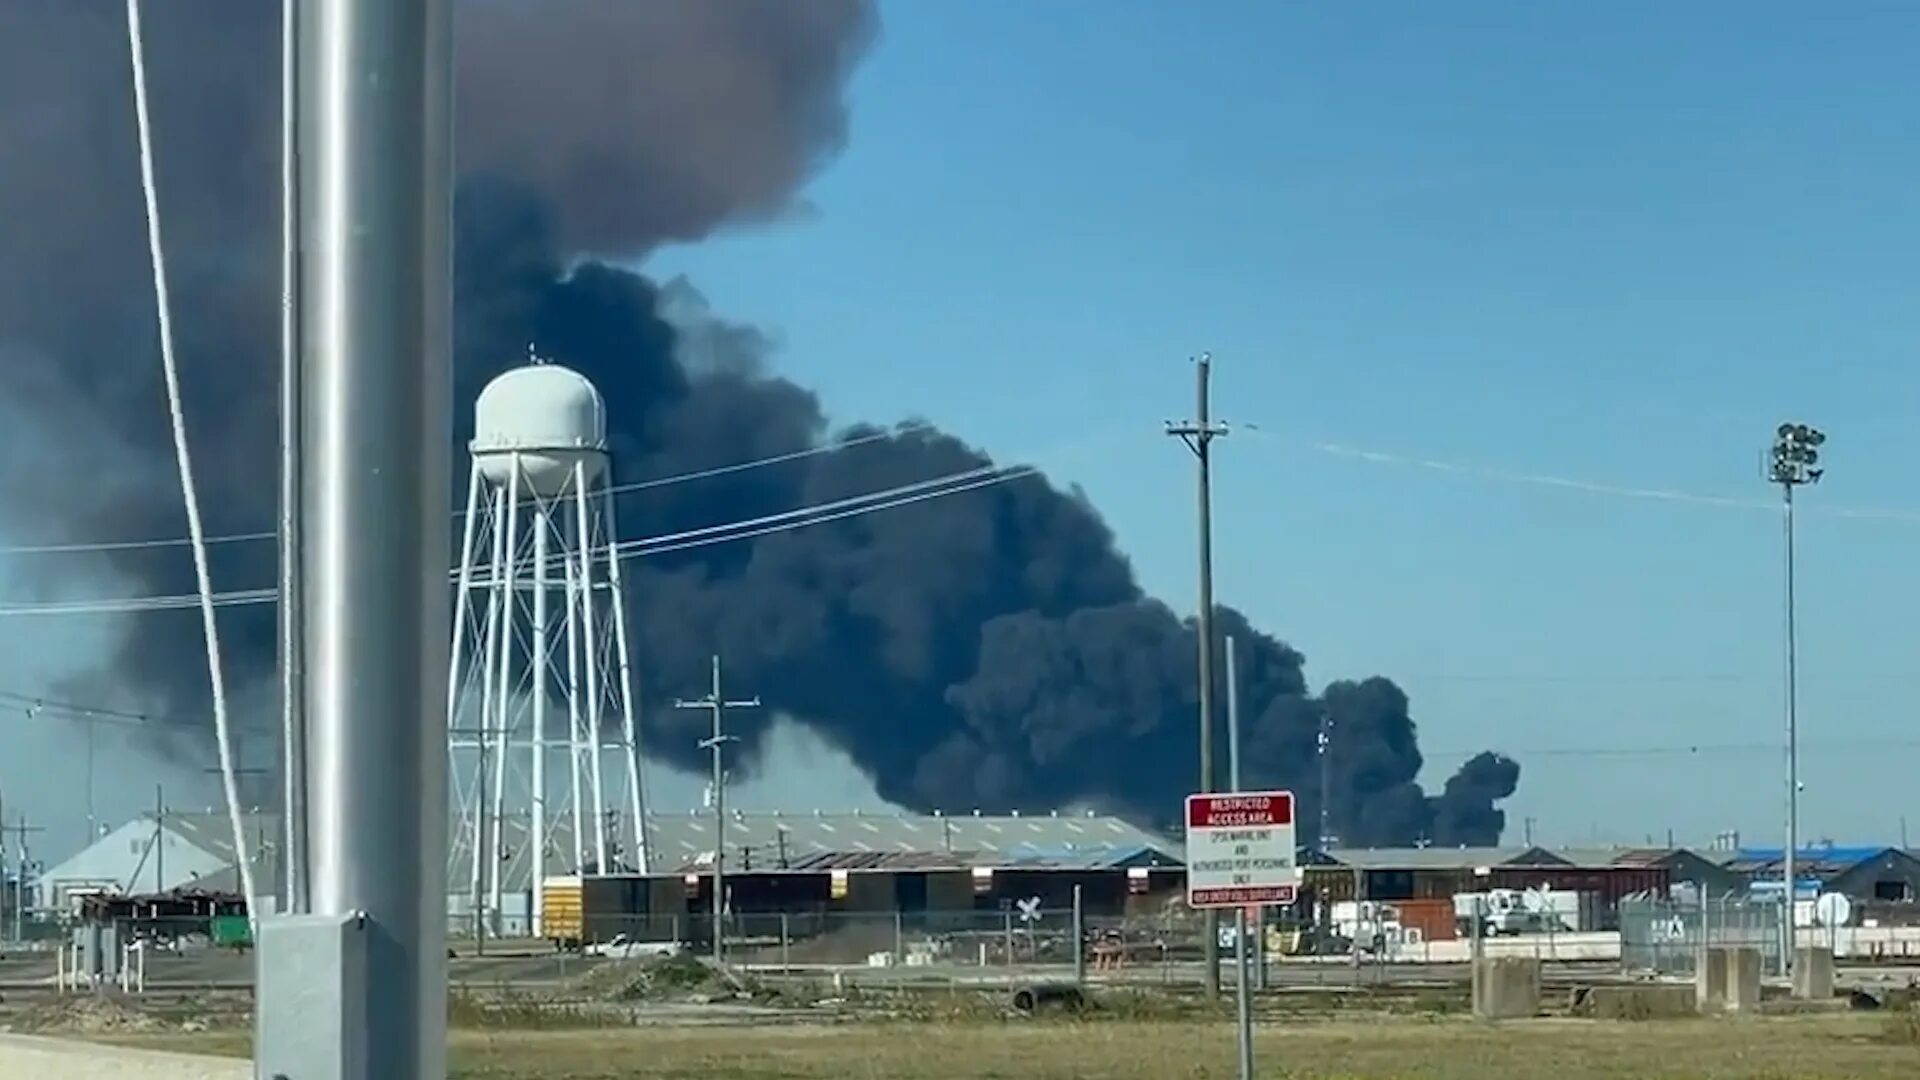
top-left (1767, 421), bottom-right (1824, 980)
top-left (257, 1), bottom-right (453, 1076)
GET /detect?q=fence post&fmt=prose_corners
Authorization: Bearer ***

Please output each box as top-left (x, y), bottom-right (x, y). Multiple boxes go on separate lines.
top-left (781, 913), bottom-right (791, 975)
top-left (1072, 886), bottom-right (1085, 987)
top-left (1252, 906), bottom-right (1268, 991)
top-left (1003, 911), bottom-right (1014, 968)
top-left (894, 910), bottom-right (905, 966)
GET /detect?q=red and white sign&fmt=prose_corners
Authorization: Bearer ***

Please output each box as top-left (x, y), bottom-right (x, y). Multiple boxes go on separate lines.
top-left (1184, 791), bottom-right (1301, 909)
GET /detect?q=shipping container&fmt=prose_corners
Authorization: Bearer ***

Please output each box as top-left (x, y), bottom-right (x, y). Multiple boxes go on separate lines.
top-left (1386, 898), bottom-right (1457, 941)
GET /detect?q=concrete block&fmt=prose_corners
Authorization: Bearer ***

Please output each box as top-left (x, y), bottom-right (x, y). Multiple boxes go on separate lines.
top-left (1725, 947), bottom-right (1763, 1013)
top-left (1792, 947), bottom-right (1835, 1000)
top-left (1582, 985), bottom-right (1697, 1021)
top-left (1695, 948), bottom-right (1728, 1011)
top-left (1473, 956), bottom-right (1541, 1020)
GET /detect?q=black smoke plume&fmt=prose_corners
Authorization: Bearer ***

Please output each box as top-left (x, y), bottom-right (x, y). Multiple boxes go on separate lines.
top-left (0, 1), bottom-right (1517, 844)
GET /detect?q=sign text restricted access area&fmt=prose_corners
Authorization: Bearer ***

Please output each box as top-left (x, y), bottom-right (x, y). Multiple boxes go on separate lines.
top-left (1184, 791), bottom-right (1301, 908)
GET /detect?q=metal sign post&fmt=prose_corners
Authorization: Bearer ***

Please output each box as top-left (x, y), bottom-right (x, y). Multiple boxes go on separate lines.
top-left (1186, 790), bottom-right (1299, 1080)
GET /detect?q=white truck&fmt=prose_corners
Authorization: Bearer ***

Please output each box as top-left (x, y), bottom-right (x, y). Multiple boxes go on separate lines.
top-left (1454, 887), bottom-right (1586, 936)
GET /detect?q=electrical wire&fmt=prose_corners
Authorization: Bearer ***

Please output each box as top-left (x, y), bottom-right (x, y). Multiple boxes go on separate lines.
top-left (0, 460), bottom-right (1040, 616)
top-left (1244, 426), bottom-right (1920, 523)
top-left (8, 683), bottom-right (1916, 762)
top-left (0, 422), bottom-right (940, 558)
top-left (124, 0), bottom-right (256, 923)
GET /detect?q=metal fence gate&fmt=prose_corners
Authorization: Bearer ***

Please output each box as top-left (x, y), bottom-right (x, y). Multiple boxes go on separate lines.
top-left (1619, 894), bottom-right (1783, 977)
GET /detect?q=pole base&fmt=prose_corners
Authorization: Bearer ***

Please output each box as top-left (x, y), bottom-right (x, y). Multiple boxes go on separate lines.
top-left (255, 913), bottom-right (369, 1079)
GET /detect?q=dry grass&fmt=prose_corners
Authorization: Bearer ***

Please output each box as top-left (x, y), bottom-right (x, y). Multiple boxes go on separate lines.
top-left (114, 1012), bottom-right (1920, 1079)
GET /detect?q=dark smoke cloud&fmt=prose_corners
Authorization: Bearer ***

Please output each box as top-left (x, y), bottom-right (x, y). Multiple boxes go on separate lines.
top-left (0, 1), bottom-right (1518, 844)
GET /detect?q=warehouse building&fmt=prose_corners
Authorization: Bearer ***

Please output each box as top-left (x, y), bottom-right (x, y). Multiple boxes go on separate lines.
top-left (33, 811), bottom-right (279, 913)
top-left (453, 809), bottom-right (1185, 939)
top-left (1303, 845), bottom-right (1692, 930)
top-left (1725, 846), bottom-right (1920, 903)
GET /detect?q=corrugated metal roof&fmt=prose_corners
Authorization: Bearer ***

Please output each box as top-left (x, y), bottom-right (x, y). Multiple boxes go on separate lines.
top-left (1321, 846), bottom-right (1542, 871)
top-left (443, 810), bottom-right (1180, 891)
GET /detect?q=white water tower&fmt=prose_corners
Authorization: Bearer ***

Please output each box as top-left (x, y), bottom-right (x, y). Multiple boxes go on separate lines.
top-left (447, 352), bottom-right (649, 937)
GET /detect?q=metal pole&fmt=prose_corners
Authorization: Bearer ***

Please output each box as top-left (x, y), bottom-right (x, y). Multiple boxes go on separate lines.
top-left (488, 465), bottom-right (520, 930)
top-left (599, 483), bottom-right (649, 872)
top-left (1234, 905), bottom-right (1253, 1079)
top-left (575, 479), bottom-right (609, 874)
top-left (472, 483), bottom-right (506, 931)
top-left (711, 657), bottom-right (725, 965)
top-left (1072, 884), bottom-right (1086, 987)
top-left (1226, 633), bottom-right (1252, 1079)
top-left (1226, 635), bottom-right (1242, 792)
top-left (278, 0), bottom-right (309, 919)
top-left (562, 544), bottom-right (586, 876)
top-left (154, 785), bottom-right (163, 895)
top-left (1471, 893), bottom-right (1484, 1014)
top-left (1782, 482), bottom-right (1798, 978)
top-left (1166, 353), bottom-right (1227, 1000)
top-left (531, 506), bottom-right (550, 936)
top-left (674, 657), bottom-right (757, 967)
top-left (85, 718), bottom-right (96, 845)
top-left (292, 0), bottom-right (451, 1072)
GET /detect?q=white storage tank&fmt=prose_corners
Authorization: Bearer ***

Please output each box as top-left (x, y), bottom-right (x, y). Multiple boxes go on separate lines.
top-left (470, 361), bottom-right (607, 497)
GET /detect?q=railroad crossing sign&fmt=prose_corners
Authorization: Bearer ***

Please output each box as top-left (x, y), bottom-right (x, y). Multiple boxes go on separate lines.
top-left (1016, 896), bottom-right (1043, 924)
top-left (1184, 791), bottom-right (1300, 908)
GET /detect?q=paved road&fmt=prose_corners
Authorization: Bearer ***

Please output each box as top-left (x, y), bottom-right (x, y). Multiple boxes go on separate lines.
top-left (0, 1034), bottom-right (246, 1080)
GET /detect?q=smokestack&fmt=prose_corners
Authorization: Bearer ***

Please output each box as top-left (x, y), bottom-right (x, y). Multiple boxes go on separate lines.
top-left (0, 0), bottom-right (1518, 842)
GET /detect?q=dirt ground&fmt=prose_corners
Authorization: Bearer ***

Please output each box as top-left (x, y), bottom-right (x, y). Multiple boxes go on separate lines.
top-left (112, 1012), bottom-right (1920, 1079)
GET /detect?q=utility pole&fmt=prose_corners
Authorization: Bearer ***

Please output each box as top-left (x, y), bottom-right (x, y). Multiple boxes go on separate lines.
top-left (1317, 707), bottom-right (1334, 851)
top-left (1166, 351), bottom-right (1229, 1000)
top-left (154, 784), bottom-right (166, 896)
top-left (8, 811), bottom-right (45, 942)
top-left (1768, 421), bottom-right (1824, 979)
top-left (674, 655), bottom-right (760, 967)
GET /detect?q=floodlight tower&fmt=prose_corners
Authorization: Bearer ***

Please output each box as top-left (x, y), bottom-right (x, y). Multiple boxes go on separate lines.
top-left (447, 353), bottom-right (650, 937)
top-left (1767, 420), bottom-right (1824, 973)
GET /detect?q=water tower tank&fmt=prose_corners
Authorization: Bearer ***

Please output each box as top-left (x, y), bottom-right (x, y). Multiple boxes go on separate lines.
top-left (471, 363), bottom-right (607, 497)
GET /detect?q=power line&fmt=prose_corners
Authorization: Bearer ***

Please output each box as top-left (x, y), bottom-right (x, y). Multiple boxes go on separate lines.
top-left (0, 422), bottom-right (937, 558)
top-left (0, 459), bottom-right (1041, 617)
top-left (1241, 427), bottom-right (1920, 524)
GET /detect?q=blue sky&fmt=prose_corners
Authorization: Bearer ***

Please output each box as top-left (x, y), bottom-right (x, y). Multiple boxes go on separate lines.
top-left (652, 2), bottom-right (1920, 847)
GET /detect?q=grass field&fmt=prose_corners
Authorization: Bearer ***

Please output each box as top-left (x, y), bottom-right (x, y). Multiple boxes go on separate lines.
top-left (118, 1013), bottom-right (1920, 1079)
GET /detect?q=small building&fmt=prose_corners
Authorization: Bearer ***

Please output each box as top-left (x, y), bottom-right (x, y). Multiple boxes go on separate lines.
top-left (1729, 846), bottom-right (1920, 904)
top-left (34, 811), bottom-right (279, 913)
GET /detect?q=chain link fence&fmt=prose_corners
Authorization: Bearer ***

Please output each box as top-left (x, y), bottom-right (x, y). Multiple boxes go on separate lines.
top-left (1619, 894), bottom-right (1782, 977)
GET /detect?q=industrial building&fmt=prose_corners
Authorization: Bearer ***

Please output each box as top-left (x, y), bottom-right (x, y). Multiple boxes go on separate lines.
top-left (1723, 846), bottom-right (1920, 903)
top-left (33, 802), bottom-right (1920, 944)
top-left (1302, 846), bottom-right (1731, 930)
top-left (551, 809), bottom-right (1185, 944)
top-left (33, 811), bottom-right (280, 913)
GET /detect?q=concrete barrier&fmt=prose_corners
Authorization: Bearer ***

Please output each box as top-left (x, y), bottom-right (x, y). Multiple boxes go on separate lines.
top-left (1581, 984), bottom-right (1697, 1021)
top-left (0, 1034), bottom-right (247, 1080)
top-left (1696, 947), bottom-right (1763, 1013)
top-left (1473, 956), bottom-right (1541, 1020)
top-left (1724, 948), bottom-right (1763, 1012)
top-left (1696, 947), bottom-right (1728, 1011)
top-left (1793, 948), bottom-right (1835, 1000)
